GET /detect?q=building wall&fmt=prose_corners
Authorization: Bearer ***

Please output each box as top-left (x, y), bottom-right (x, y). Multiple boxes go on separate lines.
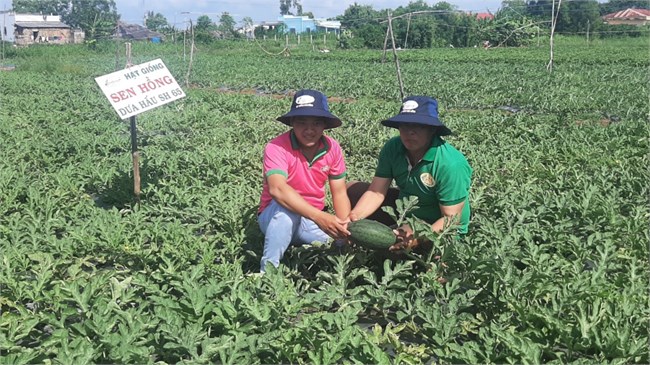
top-left (279, 16), bottom-right (316, 34)
top-left (0, 11), bottom-right (16, 42)
top-left (72, 29), bottom-right (85, 44)
top-left (1, 13), bottom-right (83, 45)
top-left (15, 27), bottom-right (73, 46)
top-left (605, 18), bottom-right (649, 26)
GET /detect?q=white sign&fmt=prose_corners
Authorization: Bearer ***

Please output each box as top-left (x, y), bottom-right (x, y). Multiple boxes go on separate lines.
top-left (95, 59), bottom-right (185, 119)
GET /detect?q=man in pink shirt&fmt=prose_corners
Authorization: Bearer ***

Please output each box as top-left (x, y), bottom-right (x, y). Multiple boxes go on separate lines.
top-left (258, 89), bottom-right (350, 272)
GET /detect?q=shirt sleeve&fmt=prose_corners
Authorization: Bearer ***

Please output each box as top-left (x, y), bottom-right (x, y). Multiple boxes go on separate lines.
top-left (327, 138), bottom-right (347, 179)
top-left (436, 160), bottom-right (472, 205)
top-left (263, 140), bottom-right (289, 178)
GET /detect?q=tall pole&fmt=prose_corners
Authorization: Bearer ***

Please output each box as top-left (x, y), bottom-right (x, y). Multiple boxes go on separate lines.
top-left (130, 116), bottom-right (140, 201)
top-left (404, 13), bottom-right (411, 49)
top-left (382, 21), bottom-right (390, 63)
top-left (547, 0), bottom-right (561, 73)
top-left (125, 43), bottom-right (140, 201)
top-left (388, 12), bottom-right (405, 100)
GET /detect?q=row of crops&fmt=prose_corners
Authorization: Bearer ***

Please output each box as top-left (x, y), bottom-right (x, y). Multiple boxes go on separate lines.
top-left (0, 37), bottom-right (648, 364)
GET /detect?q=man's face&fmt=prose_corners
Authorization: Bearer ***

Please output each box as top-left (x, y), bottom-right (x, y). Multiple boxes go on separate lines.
top-left (398, 123), bottom-right (436, 152)
top-left (292, 117), bottom-right (326, 148)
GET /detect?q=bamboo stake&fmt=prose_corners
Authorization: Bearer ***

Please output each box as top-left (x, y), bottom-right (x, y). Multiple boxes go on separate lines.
top-left (404, 13), bottom-right (411, 49)
top-left (124, 43), bottom-right (140, 202)
top-left (388, 12), bottom-right (405, 100)
top-left (382, 22), bottom-right (390, 63)
top-left (547, 0), bottom-right (562, 73)
top-left (130, 116), bottom-right (140, 201)
top-left (185, 19), bottom-right (195, 87)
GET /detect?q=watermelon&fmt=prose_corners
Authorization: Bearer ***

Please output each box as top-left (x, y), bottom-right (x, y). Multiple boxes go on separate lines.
top-left (348, 219), bottom-right (396, 250)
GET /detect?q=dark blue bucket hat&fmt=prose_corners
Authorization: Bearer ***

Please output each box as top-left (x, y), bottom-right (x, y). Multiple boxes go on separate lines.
top-left (381, 96), bottom-right (452, 136)
top-left (277, 89), bottom-right (342, 129)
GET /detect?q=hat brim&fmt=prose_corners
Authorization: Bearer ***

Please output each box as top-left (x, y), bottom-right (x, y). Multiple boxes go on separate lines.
top-left (277, 108), bottom-right (342, 129)
top-left (381, 113), bottom-right (452, 136)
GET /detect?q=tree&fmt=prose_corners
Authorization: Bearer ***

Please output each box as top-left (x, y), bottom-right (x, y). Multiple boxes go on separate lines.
top-left (498, 0), bottom-right (529, 19)
top-left (63, 0), bottom-right (119, 41)
top-left (241, 16), bottom-right (255, 38)
top-left (194, 15), bottom-right (215, 43)
top-left (565, 1), bottom-right (600, 33)
top-left (242, 16), bottom-right (254, 29)
top-left (336, 3), bottom-right (383, 48)
top-left (218, 12), bottom-right (237, 38)
top-left (195, 15), bottom-right (214, 32)
top-left (337, 4), bottom-right (380, 29)
top-left (527, 0), bottom-right (553, 18)
top-left (145, 11), bottom-right (169, 31)
top-left (12, 0), bottom-right (68, 15)
top-left (280, 0), bottom-right (302, 15)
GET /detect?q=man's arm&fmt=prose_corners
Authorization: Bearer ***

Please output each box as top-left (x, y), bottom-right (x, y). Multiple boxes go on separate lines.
top-left (391, 201), bottom-right (465, 251)
top-left (329, 177), bottom-right (351, 221)
top-left (431, 201), bottom-right (465, 233)
top-left (267, 174), bottom-right (348, 238)
top-left (349, 176), bottom-right (392, 221)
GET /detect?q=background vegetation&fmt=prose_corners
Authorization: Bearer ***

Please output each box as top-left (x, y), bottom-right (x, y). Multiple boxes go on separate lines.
top-left (9, 0), bottom-right (650, 46)
top-left (0, 35), bottom-right (648, 364)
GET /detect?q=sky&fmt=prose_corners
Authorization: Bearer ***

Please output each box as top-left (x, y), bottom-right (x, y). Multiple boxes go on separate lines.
top-left (0, 0), bottom-right (505, 27)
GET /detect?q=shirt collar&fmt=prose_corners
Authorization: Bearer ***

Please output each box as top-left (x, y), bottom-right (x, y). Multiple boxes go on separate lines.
top-left (290, 130), bottom-right (329, 149)
top-left (399, 135), bottom-right (444, 162)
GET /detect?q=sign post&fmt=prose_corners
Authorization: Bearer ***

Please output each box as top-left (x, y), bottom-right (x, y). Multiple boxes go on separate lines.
top-left (130, 116), bottom-right (140, 199)
top-left (95, 58), bottom-right (185, 201)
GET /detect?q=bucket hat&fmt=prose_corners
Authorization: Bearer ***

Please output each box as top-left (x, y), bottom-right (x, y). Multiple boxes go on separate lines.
top-left (277, 89), bottom-right (342, 129)
top-left (381, 96), bottom-right (452, 136)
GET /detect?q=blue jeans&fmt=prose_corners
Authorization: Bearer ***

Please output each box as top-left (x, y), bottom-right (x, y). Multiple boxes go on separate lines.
top-left (257, 200), bottom-right (329, 272)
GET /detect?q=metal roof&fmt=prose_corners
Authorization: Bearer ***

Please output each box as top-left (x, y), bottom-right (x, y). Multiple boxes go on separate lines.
top-left (603, 8), bottom-right (650, 20)
top-left (15, 21), bottom-right (70, 29)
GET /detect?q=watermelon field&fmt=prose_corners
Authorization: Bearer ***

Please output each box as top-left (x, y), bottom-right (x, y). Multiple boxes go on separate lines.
top-left (0, 36), bottom-right (648, 364)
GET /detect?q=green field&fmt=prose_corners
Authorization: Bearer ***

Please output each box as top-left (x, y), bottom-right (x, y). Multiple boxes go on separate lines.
top-left (0, 37), bottom-right (648, 364)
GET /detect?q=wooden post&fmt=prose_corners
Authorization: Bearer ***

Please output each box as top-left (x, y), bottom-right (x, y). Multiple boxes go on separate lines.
top-left (404, 13), bottom-right (411, 49)
top-left (388, 13), bottom-right (405, 100)
top-left (185, 19), bottom-right (194, 87)
top-left (123, 43), bottom-right (140, 201)
top-left (382, 21), bottom-right (390, 63)
top-left (130, 116), bottom-right (141, 201)
top-left (183, 24), bottom-right (187, 62)
top-left (546, 0), bottom-right (561, 73)
top-left (586, 19), bottom-right (590, 43)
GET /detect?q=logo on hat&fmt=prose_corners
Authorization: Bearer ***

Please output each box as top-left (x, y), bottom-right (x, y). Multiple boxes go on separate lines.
top-left (401, 100), bottom-right (418, 113)
top-left (296, 95), bottom-right (315, 108)
top-left (420, 173), bottom-right (436, 188)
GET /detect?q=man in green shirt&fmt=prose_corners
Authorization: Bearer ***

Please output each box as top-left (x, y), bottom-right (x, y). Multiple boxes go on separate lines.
top-left (347, 96), bottom-right (472, 251)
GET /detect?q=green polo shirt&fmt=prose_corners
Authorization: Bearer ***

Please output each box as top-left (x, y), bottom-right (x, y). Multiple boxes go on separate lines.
top-left (375, 136), bottom-right (472, 233)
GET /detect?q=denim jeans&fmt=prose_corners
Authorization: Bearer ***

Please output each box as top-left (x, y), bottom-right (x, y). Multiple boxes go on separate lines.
top-left (257, 200), bottom-right (329, 272)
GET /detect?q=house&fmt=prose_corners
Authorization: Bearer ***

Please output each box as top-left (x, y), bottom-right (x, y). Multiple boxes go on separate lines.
top-left (602, 8), bottom-right (650, 26)
top-left (116, 21), bottom-right (164, 42)
top-left (467, 12), bottom-right (494, 21)
top-left (0, 12), bottom-right (84, 45)
top-left (278, 15), bottom-right (340, 35)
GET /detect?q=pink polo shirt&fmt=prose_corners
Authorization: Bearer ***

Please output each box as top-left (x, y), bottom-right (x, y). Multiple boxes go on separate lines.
top-left (258, 130), bottom-right (347, 214)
